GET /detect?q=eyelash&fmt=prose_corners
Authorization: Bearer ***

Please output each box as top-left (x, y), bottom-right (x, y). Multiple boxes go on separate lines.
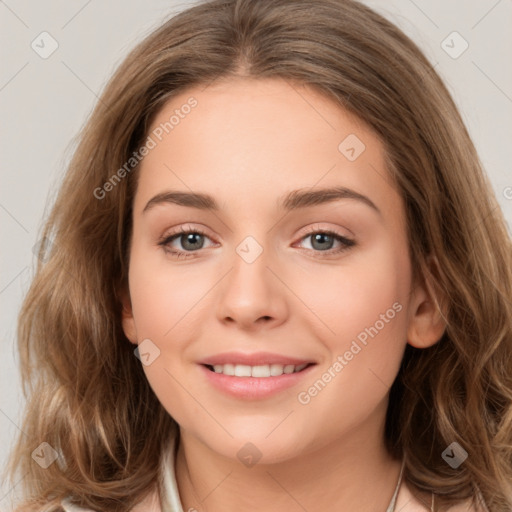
top-left (158, 225), bottom-right (356, 260)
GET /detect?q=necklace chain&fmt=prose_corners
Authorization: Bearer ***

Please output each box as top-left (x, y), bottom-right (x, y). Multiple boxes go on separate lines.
top-left (388, 459), bottom-right (435, 512)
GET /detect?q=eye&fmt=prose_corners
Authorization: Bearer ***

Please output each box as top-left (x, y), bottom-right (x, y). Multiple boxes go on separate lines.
top-left (158, 224), bottom-right (356, 260)
top-left (295, 226), bottom-right (356, 257)
top-left (158, 225), bottom-right (215, 259)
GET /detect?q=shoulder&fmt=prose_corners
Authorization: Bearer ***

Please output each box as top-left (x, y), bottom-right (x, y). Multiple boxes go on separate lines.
top-left (443, 495), bottom-right (489, 512)
top-left (60, 489), bottom-right (161, 512)
top-left (396, 481), bottom-right (489, 512)
top-left (60, 499), bottom-right (95, 512)
top-left (128, 488), bottom-right (161, 512)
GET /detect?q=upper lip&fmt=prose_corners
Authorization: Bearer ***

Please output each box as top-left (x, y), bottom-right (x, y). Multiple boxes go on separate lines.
top-left (199, 352), bottom-right (316, 367)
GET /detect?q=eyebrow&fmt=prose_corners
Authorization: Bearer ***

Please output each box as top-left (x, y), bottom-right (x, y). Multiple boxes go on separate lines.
top-left (142, 186), bottom-right (380, 215)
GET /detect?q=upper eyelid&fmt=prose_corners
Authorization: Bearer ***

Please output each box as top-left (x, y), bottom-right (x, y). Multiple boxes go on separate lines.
top-left (159, 225), bottom-right (216, 247)
top-left (301, 223), bottom-right (352, 237)
top-left (161, 223), bottom-right (352, 237)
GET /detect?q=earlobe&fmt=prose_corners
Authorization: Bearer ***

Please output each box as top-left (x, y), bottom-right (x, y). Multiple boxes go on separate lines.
top-left (119, 286), bottom-right (138, 345)
top-left (407, 255), bottom-right (448, 349)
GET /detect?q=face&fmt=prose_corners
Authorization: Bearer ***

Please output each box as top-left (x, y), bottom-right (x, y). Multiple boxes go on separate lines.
top-left (121, 77), bottom-right (443, 464)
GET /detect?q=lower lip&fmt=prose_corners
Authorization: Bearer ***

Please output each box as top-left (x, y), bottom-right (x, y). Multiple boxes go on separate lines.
top-left (199, 364), bottom-right (316, 400)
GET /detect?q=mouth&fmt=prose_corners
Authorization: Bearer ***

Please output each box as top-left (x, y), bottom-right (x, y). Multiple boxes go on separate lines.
top-left (198, 352), bottom-right (317, 399)
top-left (203, 362), bottom-right (315, 378)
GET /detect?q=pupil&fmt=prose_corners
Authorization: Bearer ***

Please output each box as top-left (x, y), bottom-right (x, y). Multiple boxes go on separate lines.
top-left (312, 233), bottom-right (333, 251)
top-left (183, 233), bottom-right (203, 250)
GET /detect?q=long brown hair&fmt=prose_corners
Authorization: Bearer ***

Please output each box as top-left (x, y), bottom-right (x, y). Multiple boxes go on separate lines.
top-left (4, 0), bottom-right (512, 510)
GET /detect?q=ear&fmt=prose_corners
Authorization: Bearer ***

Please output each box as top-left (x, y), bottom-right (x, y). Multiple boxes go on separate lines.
top-left (119, 284), bottom-right (138, 345)
top-left (407, 254), bottom-right (448, 349)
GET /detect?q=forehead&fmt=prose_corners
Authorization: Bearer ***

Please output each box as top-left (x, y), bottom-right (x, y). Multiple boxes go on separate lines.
top-left (134, 77), bottom-right (401, 221)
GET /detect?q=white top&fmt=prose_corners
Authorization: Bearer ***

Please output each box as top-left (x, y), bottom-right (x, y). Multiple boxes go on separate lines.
top-left (60, 435), bottom-right (488, 512)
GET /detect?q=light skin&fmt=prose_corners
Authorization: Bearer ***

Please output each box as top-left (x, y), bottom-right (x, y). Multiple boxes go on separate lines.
top-left (121, 77), bottom-right (446, 511)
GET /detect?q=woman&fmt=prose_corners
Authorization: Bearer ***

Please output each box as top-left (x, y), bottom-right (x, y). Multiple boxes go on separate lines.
top-left (4, 0), bottom-right (511, 510)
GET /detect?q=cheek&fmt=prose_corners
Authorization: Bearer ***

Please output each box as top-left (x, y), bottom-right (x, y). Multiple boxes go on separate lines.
top-left (293, 243), bottom-right (410, 408)
top-left (297, 240), bottom-right (410, 350)
top-left (128, 242), bottom-right (214, 341)
top-left (127, 249), bottom-right (212, 427)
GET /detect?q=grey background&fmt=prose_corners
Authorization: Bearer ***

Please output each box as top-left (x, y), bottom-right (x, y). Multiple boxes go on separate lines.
top-left (1, 0), bottom-right (511, 506)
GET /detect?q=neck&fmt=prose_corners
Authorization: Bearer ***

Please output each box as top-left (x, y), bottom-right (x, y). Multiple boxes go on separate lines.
top-left (175, 401), bottom-right (403, 512)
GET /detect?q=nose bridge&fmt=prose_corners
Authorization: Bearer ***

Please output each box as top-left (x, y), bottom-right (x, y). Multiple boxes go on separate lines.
top-left (217, 231), bottom-right (287, 326)
top-left (230, 232), bottom-right (275, 298)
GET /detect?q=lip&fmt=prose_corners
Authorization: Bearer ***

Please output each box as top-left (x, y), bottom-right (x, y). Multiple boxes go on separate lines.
top-left (198, 355), bottom-right (317, 400)
top-left (199, 351), bottom-right (315, 366)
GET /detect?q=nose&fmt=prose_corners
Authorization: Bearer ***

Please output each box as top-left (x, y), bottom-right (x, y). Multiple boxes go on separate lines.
top-left (216, 241), bottom-right (288, 331)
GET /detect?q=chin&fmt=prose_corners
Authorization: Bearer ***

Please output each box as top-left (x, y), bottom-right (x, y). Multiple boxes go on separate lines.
top-left (196, 427), bottom-right (309, 466)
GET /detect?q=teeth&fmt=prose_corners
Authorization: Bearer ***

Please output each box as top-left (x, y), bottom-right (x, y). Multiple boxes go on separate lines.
top-left (234, 364), bottom-right (252, 377)
top-left (252, 365), bottom-right (270, 377)
top-left (270, 364), bottom-right (284, 376)
top-left (210, 363), bottom-right (309, 377)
